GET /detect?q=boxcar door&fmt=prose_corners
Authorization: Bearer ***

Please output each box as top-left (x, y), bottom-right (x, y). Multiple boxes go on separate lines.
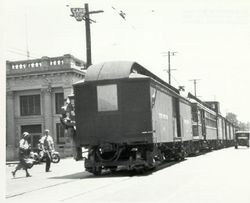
top-left (200, 109), bottom-right (206, 139)
top-left (172, 97), bottom-right (181, 138)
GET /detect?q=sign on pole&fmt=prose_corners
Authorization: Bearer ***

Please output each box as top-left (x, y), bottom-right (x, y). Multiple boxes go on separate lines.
top-left (70, 8), bottom-right (86, 21)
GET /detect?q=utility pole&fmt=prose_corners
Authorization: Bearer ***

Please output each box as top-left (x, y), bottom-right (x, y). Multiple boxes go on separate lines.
top-left (189, 79), bottom-right (201, 97)
top-left (163, 51), bottom-right (177, 85)
top-left (69, 4), bottom-right (104, 68)
top-left (84, 4), bottom-right (92, 68)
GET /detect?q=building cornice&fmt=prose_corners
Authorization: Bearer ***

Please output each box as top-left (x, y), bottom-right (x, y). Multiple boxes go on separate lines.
top-left (6, 68), bottom-right (85, 79)
top-left (6, 54), bottom-right (86, 76)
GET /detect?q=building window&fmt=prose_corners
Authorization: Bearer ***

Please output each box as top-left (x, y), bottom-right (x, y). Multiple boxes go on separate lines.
top-left (55, 93), bottom-right (64, 114)
top-left (20, 95), bottom-right (41, 116)
top-left (97, 84), bottom-right (118, 112)
top-left (56, 123), bottom-right (65, 144)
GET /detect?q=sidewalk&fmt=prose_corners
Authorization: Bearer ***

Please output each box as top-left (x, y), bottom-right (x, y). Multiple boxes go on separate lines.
top-left (6, 157), bottom-right (85, 199)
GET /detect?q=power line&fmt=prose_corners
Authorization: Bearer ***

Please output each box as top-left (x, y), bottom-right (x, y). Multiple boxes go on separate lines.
top-left (7, 50), bottom-right (38, 59)
top-left (171, 74), bottom-right (181, 86)
top-left (111, 6), bottom-right (136, 30)
top-left (7, 47), bottom-right (42, 58)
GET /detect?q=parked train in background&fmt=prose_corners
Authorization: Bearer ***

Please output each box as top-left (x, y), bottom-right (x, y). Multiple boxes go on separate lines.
top-left (73, 61), bottom-right (237, 175)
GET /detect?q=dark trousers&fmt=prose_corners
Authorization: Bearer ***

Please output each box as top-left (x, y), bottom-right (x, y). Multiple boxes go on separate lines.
top-left (45, 151), bottom-right (52, 172)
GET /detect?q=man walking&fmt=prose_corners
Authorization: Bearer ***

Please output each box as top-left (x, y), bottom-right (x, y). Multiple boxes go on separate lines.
top-left (40, 129), bottom-right (55, 172)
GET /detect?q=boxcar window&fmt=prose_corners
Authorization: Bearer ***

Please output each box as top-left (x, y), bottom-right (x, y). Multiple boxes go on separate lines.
top-left (97, 84), bottom-right (118, 112)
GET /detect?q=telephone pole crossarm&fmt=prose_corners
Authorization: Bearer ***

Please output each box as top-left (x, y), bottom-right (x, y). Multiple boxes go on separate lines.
top-left (88, 10), bottom-right (104, 14)
top-left (162, 51), bottom-right (177, 85)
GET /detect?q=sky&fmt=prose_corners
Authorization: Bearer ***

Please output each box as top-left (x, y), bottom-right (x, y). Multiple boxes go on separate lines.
top-left (2, 0), bottom-right (250, 123)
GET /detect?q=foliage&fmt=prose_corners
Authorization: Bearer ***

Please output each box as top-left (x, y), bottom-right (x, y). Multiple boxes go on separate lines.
top-left (226, 112), bottom-right (238, 126)
top-left (238, 121), bottom-right (250, 131)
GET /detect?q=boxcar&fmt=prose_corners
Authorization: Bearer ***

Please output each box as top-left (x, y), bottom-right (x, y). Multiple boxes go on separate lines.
top-left (73, 61), bottom-right (193, 174)
top-left (217, 115), bottom-right (225, 148)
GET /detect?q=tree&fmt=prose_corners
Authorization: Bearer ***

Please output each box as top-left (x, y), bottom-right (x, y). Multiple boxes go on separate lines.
top-left (238, 121), bottom-right (250, 131)
top-left (226, 112), bottom-right (238, 126)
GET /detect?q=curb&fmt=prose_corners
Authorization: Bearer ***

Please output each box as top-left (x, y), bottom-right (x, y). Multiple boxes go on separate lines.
top-left (6, 161), bottom-right (19, 166)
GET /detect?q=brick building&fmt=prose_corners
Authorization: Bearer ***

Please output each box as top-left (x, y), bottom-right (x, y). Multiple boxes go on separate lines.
top-left (6, 54), bottom-right (85, 161)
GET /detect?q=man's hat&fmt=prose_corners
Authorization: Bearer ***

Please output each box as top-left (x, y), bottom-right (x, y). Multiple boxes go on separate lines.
top-left (45, 129), bottom-right (50, 133)
top-left (23, 132), bottom-right (29, 137)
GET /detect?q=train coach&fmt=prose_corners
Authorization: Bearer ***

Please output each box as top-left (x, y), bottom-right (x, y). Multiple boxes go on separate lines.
top-left (72, 61), bottom-right (236, 175)
top-left (73, 61), bottom-right (195, 175)
top-left (188, 93), bottom-right (235, 150)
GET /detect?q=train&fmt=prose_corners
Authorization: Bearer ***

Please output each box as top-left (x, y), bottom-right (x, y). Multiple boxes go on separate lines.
top-left (73, 61), bottom-right (236, 175)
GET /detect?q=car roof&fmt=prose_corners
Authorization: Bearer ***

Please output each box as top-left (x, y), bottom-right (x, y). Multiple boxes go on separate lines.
top-left (235, 131), bottom-right (250, 134)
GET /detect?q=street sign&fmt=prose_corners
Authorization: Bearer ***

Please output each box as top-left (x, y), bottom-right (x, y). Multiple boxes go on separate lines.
top-left (70, 8), bottom-right (86, 21)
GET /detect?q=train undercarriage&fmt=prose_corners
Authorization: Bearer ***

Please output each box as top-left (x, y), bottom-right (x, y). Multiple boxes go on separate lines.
top-left (84, 141), bottom-right (190, 175)
top-left (84, 139), bottom-right (234, 175)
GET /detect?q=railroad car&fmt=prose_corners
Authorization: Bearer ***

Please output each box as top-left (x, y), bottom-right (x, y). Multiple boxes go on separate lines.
top-left (188, 93), bottom-right (236, 149)
top-left (72, 61), bottom-right (237, 175)
top-left (224, 120), bottom-right (235, 146)
top-left (73, 61), bottom-right (193, 175)
top-left (188, 93), bottom-right (218, 150)
top-left (217, 114), bottom-right (226, 148)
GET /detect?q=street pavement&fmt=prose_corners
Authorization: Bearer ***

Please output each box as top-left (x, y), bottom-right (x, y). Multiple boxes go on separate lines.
top-left (5, 147), bottom-right (250, 203)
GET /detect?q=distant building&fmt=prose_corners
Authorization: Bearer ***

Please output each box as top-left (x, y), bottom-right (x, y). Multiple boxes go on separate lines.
top-left (6, 54), bottom-right (86, 161)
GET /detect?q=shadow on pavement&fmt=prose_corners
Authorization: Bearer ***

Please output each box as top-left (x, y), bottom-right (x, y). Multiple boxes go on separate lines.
top-left (49, 172), bottom-right (93, 179)
top-left (234, 147), bottom-right (249, 150)
top-left (49, 160), bottom-right (184, 180)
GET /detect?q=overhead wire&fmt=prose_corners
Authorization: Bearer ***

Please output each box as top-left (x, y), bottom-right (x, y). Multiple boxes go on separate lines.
top-left (7, 49), bottom-right (40, 59)
top-left (111, 6), bottom-right (136, 30)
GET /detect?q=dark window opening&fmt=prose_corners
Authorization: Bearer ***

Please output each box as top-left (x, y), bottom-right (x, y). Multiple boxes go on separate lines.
top-left (56, 123), bottom-right (65, 144)
top-left (55, 93), bottom-right (64, 114)
top-left (20, 95), bottom-right (41, 116)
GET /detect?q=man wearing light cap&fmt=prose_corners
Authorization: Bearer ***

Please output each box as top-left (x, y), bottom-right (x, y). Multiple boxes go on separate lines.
top-left (12, 132), bottom-right (32, 177)
top-left (40, 129), bottom-right (55, 172)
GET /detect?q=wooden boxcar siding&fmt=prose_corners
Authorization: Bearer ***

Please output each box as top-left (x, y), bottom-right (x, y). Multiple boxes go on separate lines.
top-left (191, 125), bottom-right (203, 140)
top-left (204, 111), bottom-right (217, 140)
top-left (217, 117), bottom-right (223, 140)
top-left (74, 79), bottom-right (153, 146)
top-left (229, 125), bottom-right (234, 140)
top-left (226, 123), bottom-right (230, 140)
top-left (179, 101), bottom-right (193, 141)
top-left (206, 127), bottom-right (217, 140)
top-left (150, 85), bottom-right (174, 143)
top-left (228, 124), bottom-right (232, 140)
top-left (221, 118), bottom-right (226, 141)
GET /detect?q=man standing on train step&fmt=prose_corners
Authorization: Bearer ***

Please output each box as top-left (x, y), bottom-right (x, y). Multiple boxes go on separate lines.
top-left (40, 129), bottom-right (55, 172)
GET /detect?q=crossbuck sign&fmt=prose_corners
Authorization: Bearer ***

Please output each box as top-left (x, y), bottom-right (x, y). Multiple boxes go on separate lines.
top-left (70, 8), bottom-right (86, 21)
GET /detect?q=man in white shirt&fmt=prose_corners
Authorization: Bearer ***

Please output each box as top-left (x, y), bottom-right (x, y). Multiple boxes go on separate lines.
top-left (40, 129), bottom-right (55, 172)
